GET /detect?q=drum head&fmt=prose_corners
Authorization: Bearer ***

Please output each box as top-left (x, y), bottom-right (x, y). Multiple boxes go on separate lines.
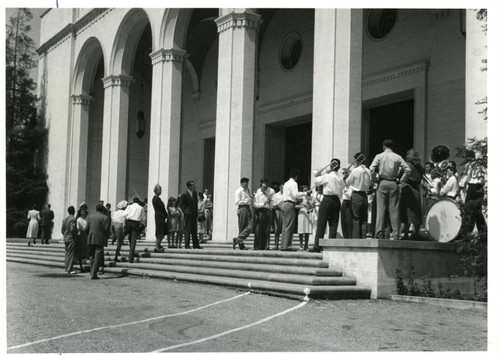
top-left (425, 198), bottom-right (462, 242)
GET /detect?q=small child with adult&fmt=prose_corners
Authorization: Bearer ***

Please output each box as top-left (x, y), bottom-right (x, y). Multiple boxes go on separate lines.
top-left (167, 197), bottom-right (182, 248)
top-left (296, 185), bottom-right (313, 251)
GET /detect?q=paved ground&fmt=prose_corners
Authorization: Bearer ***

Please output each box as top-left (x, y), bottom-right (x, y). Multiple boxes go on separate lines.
top-left (6, 262), bottom-right (487, 353)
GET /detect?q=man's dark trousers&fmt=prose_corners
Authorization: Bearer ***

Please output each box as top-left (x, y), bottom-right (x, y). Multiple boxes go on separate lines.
top-left (64, 235), bottom-right (76, 272)
top-left (89, 244), bottom-right (104, 278)
top-left (126, 220), bottom-right (140, 261)
top-left (351, 191), bottom-right (368, 238)
top-left (41, 226), bottom-right (52, 244)
top-left (254, 208), bottom-right (270, 250)
top-left (236, 206), bottom-right (253, 243)
top-left (184, 215), bottom-right (200, 248)
top-left (312, 195), bottom-right (340, 249)
top-left (341, 199), bottom-right (353, 238)
top-left (271, 208), bottom-right (282, 248)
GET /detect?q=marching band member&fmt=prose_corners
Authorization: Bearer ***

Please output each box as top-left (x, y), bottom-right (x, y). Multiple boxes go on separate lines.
top-left (309, 159), bottom-right (344, 253)
top-left (370, 139), bottom-right (410, 240)
top-left (400, 149), bottom-right (424, 240)
top-left (461, 151), bottom-right (487, 233)
top-left (440, 165), bottom-right (459, 200)
top-left (296, 185), bottom-right (313, 251)
top-left (253, 178), bottom-right (275, 250)
top-left (271, 183), bottom-right (284, 250)
top-left (233, 177), bottom-right (253, 250)
top-left (281, 168), bottom-right (309, 251)
top-left (346, 152), bottom-right (372, 239)
top-left (340, 168), bottom-right (353, 239)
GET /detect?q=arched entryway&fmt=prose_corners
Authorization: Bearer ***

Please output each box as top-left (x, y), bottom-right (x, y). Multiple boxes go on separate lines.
top-left (70, 37), bottom-right (105, 208)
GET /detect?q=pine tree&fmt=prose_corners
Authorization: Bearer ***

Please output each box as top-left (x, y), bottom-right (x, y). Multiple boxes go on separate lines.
top-left (6, 8), bottom-right (48, 237)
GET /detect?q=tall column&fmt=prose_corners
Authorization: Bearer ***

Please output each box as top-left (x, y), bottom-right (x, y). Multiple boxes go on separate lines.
top-left (68, 94), bottom-right (93, 207)
top-left (145, 48), bottom-right (186, 241)
top-left (212, 10), bottom-right (261, 242)
top-left (465, 9), bottom-right (487, 140)
top-left (312, 9), bottom-right (363, 237)
top-left (100, 75), bottom-right (133, 209)
top-left (311, 9), bottom-right (363, 171)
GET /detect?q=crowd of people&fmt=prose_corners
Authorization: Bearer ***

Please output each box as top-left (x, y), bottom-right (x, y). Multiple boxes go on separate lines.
top-left (232, 139), bottom-right (487, 252)
top-left (24, 138), bottom-right (487, 277)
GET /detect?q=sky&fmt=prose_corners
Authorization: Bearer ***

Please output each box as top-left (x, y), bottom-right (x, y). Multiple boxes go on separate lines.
top-left (5, 8), bottom-right (49, 82)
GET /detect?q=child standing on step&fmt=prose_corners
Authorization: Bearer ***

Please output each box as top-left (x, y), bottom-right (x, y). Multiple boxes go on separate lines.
top-left (167, 197), bottom-right (182, 248)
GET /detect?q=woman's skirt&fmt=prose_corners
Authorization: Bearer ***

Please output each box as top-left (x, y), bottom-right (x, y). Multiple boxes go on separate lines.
top-left (26, 219), bottom-right (39, 239)
top-left (297, 208), bottom-right (313, 234)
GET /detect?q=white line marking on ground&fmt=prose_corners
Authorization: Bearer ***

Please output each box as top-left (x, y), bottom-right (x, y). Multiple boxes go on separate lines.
top-left (7, 291), bottom-right (250, 351)
top-left (152, 300), bottom-right (308, 353)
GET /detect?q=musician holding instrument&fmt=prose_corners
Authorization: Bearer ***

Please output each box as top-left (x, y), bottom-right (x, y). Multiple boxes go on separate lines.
top-left (461, 151), bottom-right (487, 234)
top-left (369, 139), bottom-right (411, 240)
top-left (400, 149), bottom-right (424, 240)
top-left (253, 178), bottom-right (275, 250)
top-left (309, 158), bottom-right (344, 253)
top-left (281, 168), bottom-right (310, 251)
top-left (340, 168), bottom-right (353, 239)
top-left (440, 165), bottom-right (459, 200)
top-left (345, 152), bottom-right (372, 239)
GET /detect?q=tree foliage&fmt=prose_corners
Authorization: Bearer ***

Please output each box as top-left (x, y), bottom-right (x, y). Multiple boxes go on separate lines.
top-left (6, 8), bottom-right (48, 237)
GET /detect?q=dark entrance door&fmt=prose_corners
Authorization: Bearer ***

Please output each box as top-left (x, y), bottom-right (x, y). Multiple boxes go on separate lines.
top-left (284, 122), bottom-right (312, 188)
top-left (367, 99), bottom-right (414, 163)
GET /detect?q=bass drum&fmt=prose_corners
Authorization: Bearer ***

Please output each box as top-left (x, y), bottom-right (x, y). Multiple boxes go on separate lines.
top-left (425, 198), bottom-right (462, 242)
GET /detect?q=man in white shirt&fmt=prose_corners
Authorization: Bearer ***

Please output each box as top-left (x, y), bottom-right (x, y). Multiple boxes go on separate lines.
top-left (340, 168), bottom-right (353, 239)
top-left (233, 177), bottom-right (253, 250)
top-left (253, 178), bottom-right (275, 250)
top-left (461, 151), bottom-right (487, 233)
top-left (123, 197), bottom-right (145, 263)
top-left (271, 182), bottom-right (284, 250)
top-left (282, 168), bottom-right (309, 251)
top-left (112, 200), bottom-right (128, 262)
top-left (309, 159), bottom-right (344, 253)
top-left (346, 152), bottom-right (372, 238)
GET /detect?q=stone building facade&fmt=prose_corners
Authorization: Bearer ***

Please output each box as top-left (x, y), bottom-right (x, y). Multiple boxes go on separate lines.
top-left (37, 8), bottom-right (487, 241)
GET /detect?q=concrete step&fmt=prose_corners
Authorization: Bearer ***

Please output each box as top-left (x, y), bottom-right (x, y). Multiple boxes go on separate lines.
top-left (7, 251), bottom-right (348, 286)
top-left (6, 243), bottom-right (323, 260)
top-left (98, 266), bottom-right (371, 300)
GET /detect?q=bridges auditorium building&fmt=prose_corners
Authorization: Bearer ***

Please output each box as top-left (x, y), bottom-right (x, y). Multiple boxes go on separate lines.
top-left (37, 8), bottom-right (487, 242)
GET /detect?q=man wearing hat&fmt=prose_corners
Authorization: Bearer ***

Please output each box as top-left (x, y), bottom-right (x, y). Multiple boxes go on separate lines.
top-left (112, 200), bottom-right (128, 262)
top-left (87, 204), bottom-right (111, 279)
top-left (233, 177), bottom-right (253, 250)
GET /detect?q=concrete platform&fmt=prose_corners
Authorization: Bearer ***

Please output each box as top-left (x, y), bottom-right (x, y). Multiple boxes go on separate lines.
top-left (320, 239), bottom-right (479, 299)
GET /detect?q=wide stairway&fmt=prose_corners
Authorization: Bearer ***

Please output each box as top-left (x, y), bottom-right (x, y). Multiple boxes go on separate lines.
top-left (6, 238), bottom-right (371, 300)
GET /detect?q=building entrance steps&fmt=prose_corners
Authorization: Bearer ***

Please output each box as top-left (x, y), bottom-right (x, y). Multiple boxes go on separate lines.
top-left (7, 241), bottom-right (371, 300)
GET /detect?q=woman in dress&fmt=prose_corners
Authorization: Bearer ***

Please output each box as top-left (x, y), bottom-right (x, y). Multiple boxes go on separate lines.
top-left (152, 184), bottom-right (168, 253)
top-left (76, 207), bottom-right (90, 272)
top-left (204, 193), bottom-right (213, 240)
top-left (166, 197), bottom-right (181, 248)
top-left (296, 186), bottom-right (313, 251)
top-left (26, 204), bottom-right (40, 246)
top-left (400, 149), bottom-right (425, 240)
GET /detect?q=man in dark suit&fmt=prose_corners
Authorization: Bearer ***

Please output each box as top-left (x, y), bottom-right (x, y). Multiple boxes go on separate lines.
top-left (40, 204), bottom-right (55, 244)
top-left (87, 204), bottom-right (110, 279)
top-left (178, 181), bottom-right (202, 249)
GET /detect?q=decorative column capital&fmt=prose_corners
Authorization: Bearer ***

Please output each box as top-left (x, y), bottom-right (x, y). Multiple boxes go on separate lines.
top-left (215, 11), bottom-right (262, 34)
top-left (102, 75), bottom-right (134, 89)
top-left (71, 94), bottom-right (93, 106)
top-left (150, 48), bottom-right (187, 66)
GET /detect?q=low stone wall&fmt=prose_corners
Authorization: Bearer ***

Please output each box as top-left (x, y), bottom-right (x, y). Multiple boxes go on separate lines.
top-left (320, 239), bottom-right (480, 299)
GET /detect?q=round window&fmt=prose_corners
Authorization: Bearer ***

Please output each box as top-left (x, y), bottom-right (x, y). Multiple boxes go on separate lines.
top-left (366, 9), bottom-right (399, 40)
top-left (279, 32), bottom-right (302, 71)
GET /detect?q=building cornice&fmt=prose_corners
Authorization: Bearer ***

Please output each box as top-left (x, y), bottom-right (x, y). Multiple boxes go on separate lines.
top-left (257, 93), bottom-right (312, 115)
top-left (36, 8), bottom-right (111, 55)
top-left (362, 62), bottom-right (428, 88)
top-left (71, 94), bottom-right (94, 106)
top-left (215, 11), bottom-right (262, 34)
top-left (102, 75), bottom-right (134, 89)
top-left (150, 48), bottom-right (187, 66)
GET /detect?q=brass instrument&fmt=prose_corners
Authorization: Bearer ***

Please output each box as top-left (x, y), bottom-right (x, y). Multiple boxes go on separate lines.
top-left (345, 153), bottom-right (366, 172)
top-left (313, 159), bottom-right (340, 177)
